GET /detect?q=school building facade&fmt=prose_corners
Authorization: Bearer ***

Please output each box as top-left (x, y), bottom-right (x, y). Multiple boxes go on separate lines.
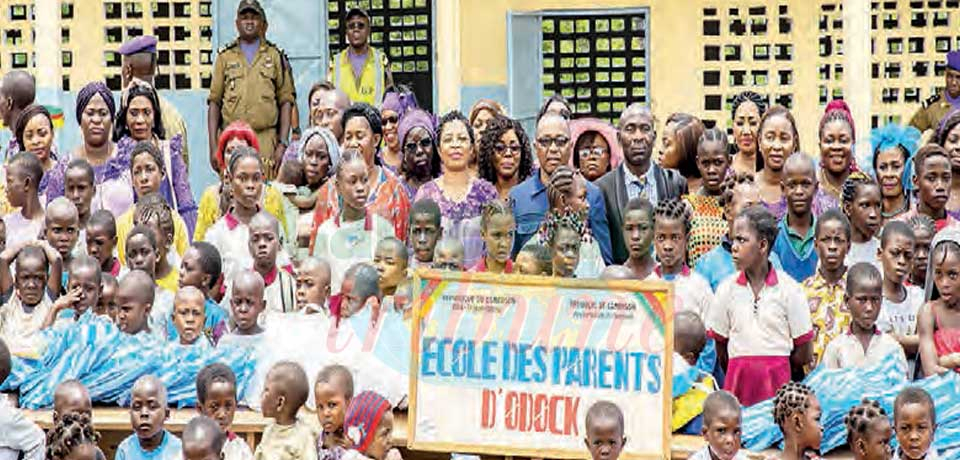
top-left (0, 0), bottom-right (957, 187)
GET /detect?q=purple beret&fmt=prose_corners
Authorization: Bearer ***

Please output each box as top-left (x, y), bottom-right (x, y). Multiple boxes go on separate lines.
top-left (118, 35), bottom-right (158, 56)
top-left (948, 50), bottom-right (960, 72)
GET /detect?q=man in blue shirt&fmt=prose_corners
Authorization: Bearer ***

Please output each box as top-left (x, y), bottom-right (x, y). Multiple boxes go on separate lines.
top-left (510, 113), bottom-right (612, 263)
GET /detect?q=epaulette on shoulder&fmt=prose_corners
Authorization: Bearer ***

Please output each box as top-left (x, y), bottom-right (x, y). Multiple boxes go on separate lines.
top-left (265, 39), bottom-right (292, 67)
top-left (922, 92), bottom-right (941, 108)
top-left (218, 39), bottom-right (239, 53)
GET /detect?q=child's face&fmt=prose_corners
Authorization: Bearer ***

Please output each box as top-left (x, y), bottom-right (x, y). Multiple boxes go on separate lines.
top-left (200, 380), bottom-right (237, 433)
top-left (46, 213), bottom-right (80, 259)
top-left (54, 389), bottom-right (93, 422)
top-left (143, 219), bottom-right (171, 262)
top-left (855, 417), bottom-right (893, 460)
top-left (336, 160), bottom-right (370, 211)
top-left (845, 185), bottom-right (882, 238)
top-left (915, 155), bottom-right (951, 212)
top-left (702, 409), bottom-right (742, 460)
top-left (116, 283), bottom-right (151, 334)
top-left (584, 416), bottom-right (625, 460)
top-left (131, 153), bottom-right (164, 198)
top-left (247, 222), bottom-right (279, 270)
top-left (798, 394), bottom-right (823, 453)
top-left (731, 217), bottom-right (765, 272)
top-left (879, 234), bottom-right (915, 285)
top-left (173, 294), bottom-right (206, 345)
top-left (260, 372), bottom-right (285, 419)
top-left (68, 265), bottom-right (101, 314)
top-left (230, 282), bottom-right (265, 332)
top-left (653, 217), bottom-right (686, 271)
top-left (895, 402), bottom-right (935, 460)
top-left (179, 248), bottom-right (210, 291)
top-left (481, 214), bottom-right (515, 265)
top-left (182, 437), bottom-right (221, 460)
top-left (86, 224), bottom-right (116, 268)
top-left (129, 383), bottom-right (168, 441)
top-left (551, 227), bottom-right (581, 278)
top-left (98, 280), bottom-right (118, 321)
top-left (622, 209), bottom-right (654, 260)
top-left (410, 213), bottom-right (441, 263)
top-left (726, 184), bottom-right (761, 226)
top-left (315, 380), bottom-right (349, 434)
top-left (781, 163), bottom-right (816, 216)
top-left (515, 252), bottom-right (542, 276)
top-left (230, 156), bottom-right (264, 210)
top-left (433, 246), bottom-right (464, 271)
top-left (64, 168), bottom-right (94, 219)
top-left (5, 166), bottom-right (28, 207)
top-left (15, 256), bottom-right (48, 306)
top-left (913, 228), bottom-right (933, 282)
top-left (296, 263), bottom-right (331, 310)
top-left (126, 234), bottom-right (157, 277)
top-left (934, 248), bottom-right (960, 305)
top-left (566, 179), bottom-right (588, 212)
top-left (374, 243), bottom-right (406, 290)
top-left (846, 280), bottom-right (883, 332)
top-left (815, 220), bottom-right (851, 273)
top-left (365, 410), bottom-right (394, 460)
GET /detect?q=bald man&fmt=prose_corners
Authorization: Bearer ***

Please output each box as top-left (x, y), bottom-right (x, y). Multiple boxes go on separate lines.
top-left (597, 104), bottom-right (687, 264)
top-left (0, 70), bottom-right (35, 157)
top-left (118, 35), bottom-right (190, 171)
top-left (510, 113), bottom-right (612, 261)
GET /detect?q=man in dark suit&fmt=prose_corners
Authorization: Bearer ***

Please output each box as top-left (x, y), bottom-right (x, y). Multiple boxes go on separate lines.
top-left (598, 104), bottom-right (687, 264)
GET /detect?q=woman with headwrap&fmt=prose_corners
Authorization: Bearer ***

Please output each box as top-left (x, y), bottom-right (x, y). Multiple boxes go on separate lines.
top-left (113, 79), bottom-right (197, 237)
top-left (46, 81), bottom-right (133, 218)
top-left (866, 123), bottom-right (921, 223)
top-left (13, 104), bottom-right (59, 203)
top-left (396, 108), bottom-right (438, 198)
top-left (193, 121), bottom-right (290, 241)
top-left (379, 87), bottom-right (418, 173)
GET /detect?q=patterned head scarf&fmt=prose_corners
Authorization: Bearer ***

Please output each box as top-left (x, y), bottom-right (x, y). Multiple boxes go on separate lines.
top-left (298, 126), bottom-right (341, 178)
top-left (344, 391), bottom-right (391, 454)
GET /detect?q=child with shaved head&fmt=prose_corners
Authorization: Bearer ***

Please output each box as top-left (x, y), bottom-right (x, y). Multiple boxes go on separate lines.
top-left (116, 375), bottom-right (182, 459)
top-left (256, 361), bottom-right (317, 460)
top-left (44, 197), bottom-right (81, 293)
top-left (690, 391), bottom-right (748, 460)
top-left (42, 255), bottom-right (101, 328)
top-left (116, 270), bottom-right (156, 335)
top-left (171, 286), bottom-right (208, 345)
top-left (218, 270), bottom-right (266, 348)
top-left (174, 241), bottom-right (228, 344)
top-left (182, 416), bottom-right (227, 460)
top-left (0, 240), bottom-right (62, 346)
top-left (296, 257), bottom-right (332, 314)
top-left (584, 401), bottom-right (626, 460)
top-left (221, 213), bottom-right (295, 315)
top-left (2, 152), bottom-right (45, 249)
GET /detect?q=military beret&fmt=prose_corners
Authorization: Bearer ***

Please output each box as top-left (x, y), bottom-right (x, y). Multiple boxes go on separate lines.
top-left (118, 35), bottom-right (157, 56)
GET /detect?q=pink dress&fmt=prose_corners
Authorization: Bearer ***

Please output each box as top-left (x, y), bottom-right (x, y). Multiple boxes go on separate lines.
top-left (933, 305), bottom-right (960, 373)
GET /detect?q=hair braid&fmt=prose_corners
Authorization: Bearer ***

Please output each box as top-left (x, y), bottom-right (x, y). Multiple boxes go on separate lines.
top-left (773, 382), bottom-right (814, 427)
top-left (844, 399), bottom-right (888, 445)
top-left (719, 171), bottom-right (756, 209)
top-left (47, 413), bottom-right (101, 460)
top-left (655, 199), bottom-right (692, 234)
top-left (841, 172), bottom-right (877, 207)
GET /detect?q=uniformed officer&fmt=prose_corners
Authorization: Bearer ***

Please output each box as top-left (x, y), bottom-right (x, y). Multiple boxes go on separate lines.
top-left (118, 35), bottom-right (191, 171)
top-left (910, 50), bottom-right (960, 135)
top-left (207, 0), bottom-right (295, 178)
top-left (327, 8), bottom-right (394, 106)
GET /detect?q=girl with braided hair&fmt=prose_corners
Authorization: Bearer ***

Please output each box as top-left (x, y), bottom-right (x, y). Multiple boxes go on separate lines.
top-left (132, 193), bottom-right (178, 293)
top-left (47, 411), bottom-right (102, 460)
top-left (685, 128), bottom-right (731, 267)
top-left (908, 214), bottom-right (935, 287)
top-left (547, 213), bottom-right (584, 278)
top-left (844, 399), bottom-right (893, 460)
top-left (772, 382), bottom-right (823, 460)
top-left (842, 172), bottom-right (883, 267)
top-left (652, 199), bottom-right (713, 317)
top-left (470, 200), bottom-right (516, 274)
top-left (521, 165), bottom-right (604, 278)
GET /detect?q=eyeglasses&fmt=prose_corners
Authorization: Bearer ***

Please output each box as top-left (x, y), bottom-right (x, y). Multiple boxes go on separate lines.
top-left (383, 115), bottom-right (399, 125)
top-left (346, 21), bottom-right (367, 31)
top-left (494, 143), bottom-right (522, 155)
top-left (536, 136), bottom-right (569, 149)
top-left (432, 262), bottom-right (461, 271)
top-left (578, 147), bottom-right (607, 158)
top-left (404, 138), bottom-right (432, 154)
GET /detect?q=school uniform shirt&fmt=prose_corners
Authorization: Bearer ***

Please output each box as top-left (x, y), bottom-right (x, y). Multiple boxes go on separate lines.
top-left (820, 327), bottom-right (908, 373)
top-left (221, 265), bottom-right (297, 315)
top-left (693, 235), bottom-right (786, 291)
top-left (802, 271), bottom-right (850, 364)
top-left (706, 266), bottom-right (814, 406)
top-left (254, 419), bottom-right (319, 460)
top-left (115, 430), bottom-right (182, 460)
top-left (1, 212), bottom-right (43, 250)
top-left (845, 238), bottom-right (881, 268)
top-left (653, 266), bottom-right (713, 318)
top-left (311, 213), bottom-right (394, 293)
top-left (893, 448), bottom-right (940, 460)
top-left (0, 293), bottom-right (52, 352)
top-left (203, 212), bottom-right (293, 289)
top-left (222, 432), bottom-right (254, 460)
top-left (0, 402), bottom-right (45, 460)
top-left (687, 446), bottom-right (750, 460)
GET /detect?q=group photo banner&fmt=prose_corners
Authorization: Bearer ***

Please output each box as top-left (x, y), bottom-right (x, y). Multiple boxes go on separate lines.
top-left (408, 271), bottom-right (675, 460)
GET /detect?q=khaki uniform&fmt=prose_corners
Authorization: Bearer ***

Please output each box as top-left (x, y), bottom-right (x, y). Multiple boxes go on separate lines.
top-left (159, 95), bottom-right (189, 171)
top-left (909, 92), bottom-right (956, 134)
top-left (208, 39), bottom-right (296, 176)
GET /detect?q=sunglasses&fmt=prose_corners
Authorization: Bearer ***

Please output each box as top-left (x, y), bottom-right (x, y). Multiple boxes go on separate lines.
top-left (536, 136), bottom-right (570, 149)
top-left (383, 114), bottom-right (399, 125)
top-left (404, 138), bottom-right (433, 154)
top-left (347, 21), bottom-right (367, 31)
